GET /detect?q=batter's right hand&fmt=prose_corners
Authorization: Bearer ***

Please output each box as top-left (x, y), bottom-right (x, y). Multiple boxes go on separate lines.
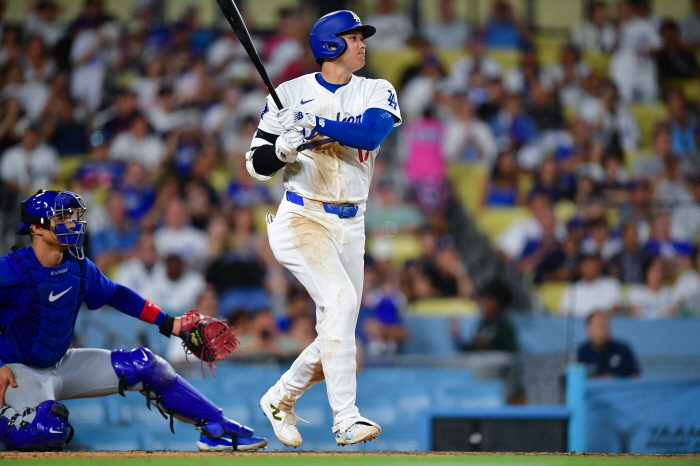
top-left (0, 365), bottom-right (17, 406)
top-left (275, 129), bottom-right (305, 163)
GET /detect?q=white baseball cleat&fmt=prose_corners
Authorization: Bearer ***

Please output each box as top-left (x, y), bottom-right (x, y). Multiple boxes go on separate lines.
top-left (333, 415), bottom-right (381, 445)
top-left (259, 391), bottom-right (306, 447)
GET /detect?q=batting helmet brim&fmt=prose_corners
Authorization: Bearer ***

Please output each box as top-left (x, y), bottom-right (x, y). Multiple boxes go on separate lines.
top-left (338, 24), bottom-right (376, 40)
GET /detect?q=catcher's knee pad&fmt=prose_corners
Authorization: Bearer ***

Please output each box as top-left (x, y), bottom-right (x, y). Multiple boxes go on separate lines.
top-left (0, 401), bottom-right (73, 451)
top-left (111, 348), bottom-right (253, 439)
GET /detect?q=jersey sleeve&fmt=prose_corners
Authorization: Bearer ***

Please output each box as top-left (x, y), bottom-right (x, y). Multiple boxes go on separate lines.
top-left (83, 257), bottom-right (117, 310)
top-left (367, 79), bottom-right (402, 127)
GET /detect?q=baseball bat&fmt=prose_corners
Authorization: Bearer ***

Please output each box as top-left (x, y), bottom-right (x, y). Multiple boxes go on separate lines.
top-left (215, 0), bottom-right (307, 151)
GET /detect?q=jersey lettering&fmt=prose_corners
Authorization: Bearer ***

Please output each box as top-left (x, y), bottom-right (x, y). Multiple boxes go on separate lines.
top-left (387, 90), bottom-right (397, 111)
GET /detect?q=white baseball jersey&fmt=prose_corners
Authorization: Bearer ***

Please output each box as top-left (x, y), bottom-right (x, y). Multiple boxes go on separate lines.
top-left (246, 72), bottom-right (402, 205)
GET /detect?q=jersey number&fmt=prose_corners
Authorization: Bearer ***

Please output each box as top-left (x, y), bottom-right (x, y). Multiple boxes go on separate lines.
top-left (357, 149), bottom-right (370, 163)
top-left (387, 90), bottom-right (397, 111)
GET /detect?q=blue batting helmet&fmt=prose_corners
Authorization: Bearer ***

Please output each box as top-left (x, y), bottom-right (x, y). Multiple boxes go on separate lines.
top-left (17, 189), bottom-right (88, 260)
top-left (309, 10), bottom-right (376, 65)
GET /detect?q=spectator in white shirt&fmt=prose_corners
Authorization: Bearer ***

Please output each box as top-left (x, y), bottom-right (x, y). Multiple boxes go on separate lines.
top-left (444, 39), bottom-right (502, 93)
top-left (559, 252), bottom-right (623, 317)
top-left (154, 196), bottom-right (209, 269)
top-left (70, 19), bottom-right (106, 112)
top-left (22, 0), bottom-right (65, 49)
top-left (680, 0), bottom-right (700, 51)
top-left (365, 0), bottom-right (413, 50)
top-left (671, 247), bottom-right (700, 315)
top-left (627, 255), bottom-right (673, 319)
top-left (444, 94), bottom-right (498, 164)
top-left (571, 1), bottom-right (616, 53)
top-left (0, 124), bottom-right (58, 195)
top-left (114, 231), bottom-right (165, 298)
top-left (207, 21), bottom-right (256, 83)
top-left (423, 0), bottom-right (471, 50)
top-left (109, 112), bottom-right (165, 171)
top-left (609, 0), bottom-right (662, 102)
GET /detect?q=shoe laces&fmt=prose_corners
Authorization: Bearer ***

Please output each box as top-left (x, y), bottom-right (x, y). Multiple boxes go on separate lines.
top-left (283, 410), bottom-right (308, 427)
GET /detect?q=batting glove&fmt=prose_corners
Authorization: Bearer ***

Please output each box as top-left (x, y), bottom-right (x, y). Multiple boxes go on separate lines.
top-left (275, 128), bottom-right (305, 163)
top-left (277, 108), bottom-right (317, 130)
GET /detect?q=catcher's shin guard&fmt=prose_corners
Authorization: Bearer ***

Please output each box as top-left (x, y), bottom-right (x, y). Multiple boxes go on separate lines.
top-left (0, 401), bottom-right (73, 451)
top-left (111, 348), bottom-right (253, 438)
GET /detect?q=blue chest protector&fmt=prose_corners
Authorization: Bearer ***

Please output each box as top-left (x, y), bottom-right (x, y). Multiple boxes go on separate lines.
top-left (2, 248), bottom-right (87, 367)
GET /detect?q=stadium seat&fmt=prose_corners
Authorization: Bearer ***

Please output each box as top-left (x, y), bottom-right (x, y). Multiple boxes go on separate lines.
top-left (534, 0), bottom-right (583, 30)
top-left (651, 0), bottom-right (691, 21)
top-left (57, 154), bottom-right (87, 186)
top-left (662, 79), bottom-right (700, 102)
top-left (628, 103), bottom-right (669, 149)
top-left (448, 163), bottom-right (489, 213)
top-left (554, 200), bottom-right (577, 224)
top-left (407, 298), bottom-right (479, 316)
top-left (475, 207), bottom-right (532, 242)
top-left (366, 49), bottom-right (420, 87)
top-left (486, 48), bottom-right (521, 74)
top-left (389, 233), bottom-right (423, 265)
top-left (582, 51), bottom-right (610, 77)
top-left (533, 281), bottom-right (570, 314)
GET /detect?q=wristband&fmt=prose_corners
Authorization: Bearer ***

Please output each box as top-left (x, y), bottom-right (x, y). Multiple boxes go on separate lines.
top-left (159, 315), bottom-right (175, 338)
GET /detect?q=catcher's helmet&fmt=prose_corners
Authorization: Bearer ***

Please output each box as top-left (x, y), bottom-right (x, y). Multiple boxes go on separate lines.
top-left (309, 10), bottom-right (376, 65)
top-left (16, 189), bottom-right (87, 260)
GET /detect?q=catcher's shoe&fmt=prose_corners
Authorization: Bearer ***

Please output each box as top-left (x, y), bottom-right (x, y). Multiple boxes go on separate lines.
top-left (333, 415), bottom-right (381, 446)
top-left (197, 434), bottom-right (268, 451)
top-left (259, 391), bottom-right (306, 447)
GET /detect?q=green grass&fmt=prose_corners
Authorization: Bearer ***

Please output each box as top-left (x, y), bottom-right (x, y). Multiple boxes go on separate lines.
top-left (3, 455), bottom-right (700, 466)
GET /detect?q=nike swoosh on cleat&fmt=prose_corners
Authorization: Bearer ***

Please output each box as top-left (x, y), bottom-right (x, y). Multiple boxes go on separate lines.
top-left (49, 428), bottom-right (63, 434)
top-left (300, 99), bottom-right (314, 105)
top-left (48, 287), bottom-right (72, 302)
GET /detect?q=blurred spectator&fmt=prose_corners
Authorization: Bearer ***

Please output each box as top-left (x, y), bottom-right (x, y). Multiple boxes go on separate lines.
top-left (109, 112), bottom-right (165, 171)
top-left (671, 175), bottom-right (700, 242)
top-left (22, 35), bottom-right (55, 84)
top-left (571, 1), bottom-right (615, 53)
top-left (94, 89), bottom-right (138, 142)
top-left (118, 161), bottom-right (156, 222)
top-left (559, 253), bottom-right (622, 317)
top-left (626, 255), bottom-right (673, 318)
top-left (70, 3), bottom-right (108, 111)
top-left (358, 256), bottom-right (408, 357)
top-left (130, 56), bottom-right (166, 112)
top-left (444, 94), bottom-right (498, 164)
top-left (526, 82), bottom-right (564, 133)
top-left (207, 19), bottom-right (256, 83)
top-left (423, 0), bottom-right (471, 50)
top-left (44, 93), bottom-right (88, 156)
top-left (229, 309), bottom-right (302, 363)
top-left (162, 114), bottom-right (203, 176)
top-left (609, 0), bottom-right (662, 102)
top-left (530, 158), bottom-right (571, 202)
top-left (366, 178), bottom-right (424, 235)
top-left (445, 39), bottom-right (501, 93)
top-left (23, 0), bottom-right (65, 49)
top-left (147, 86), bottom-right (189, 135)
top-left (0, 26), bottom-right (21, 69)
top-left (643, 212), bottom-right (681, 260)
top-left (365, 0), bottom-right (413, 50)
top-left (401, 109), bottom-right (450, 213)
top-left (263, 8), bottom-right (305, 84)
top-left (489, 94), bottom-right (539, 166)
top-left (542, 45), bottom-right (590, 107)
top-left (73, 134), bottom-right (123, 191)
top-left (173, 58), bottom-right (216, 106)
top-left (607, 221), bottom-right (651, 284)
top-left (481, 0), bottom-right (528, 49)
top-left (619, 179), bottom-right (653, 243)
top-left (450, 281), bottom-right (517, 352)
top-left (657, 20), bottom-right (699, 82)
top-left (577, 311), bottom-right (640, 377)
top-left (504, 45), bottom-right (543, 97)
top-left (481, 151), bottom-right (522, 207)
top-left (518, 206), bottom-right (572, 283)
top-left (0, 124), bottom-right (58, 195)
top-left (654, 155), bottom-right (693, 209)
top-left (667, 89), bottom-right (698, 157)
top-left (226, 148), bottom-right (272, 208)
top-left (680, 0), bottom-right (700, 50)
top-left (154, 196), bottom-right (209, 268)
top-left (89, 190), bottom-right (140, 270)
top-left (151, 253), bottom-right (206, 313)
top-left (114, 230), bottom-right (164, 298)
top-left (0, 96), bottom-right (23, 154)
top-left (399, 53), bottom-right (445, 120)
top-left (671, 246), bottom-right (700, 316)
top-left (498, 192), bottom-right (565, 261)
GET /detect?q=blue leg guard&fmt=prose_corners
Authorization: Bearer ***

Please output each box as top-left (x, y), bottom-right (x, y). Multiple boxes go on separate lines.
top-left (111, 348), bottom-right (254, 439)
top-left (0, 401), bottom-right (73, 451)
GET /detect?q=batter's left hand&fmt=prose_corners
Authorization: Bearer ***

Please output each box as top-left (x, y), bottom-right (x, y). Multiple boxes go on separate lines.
top-left (277, 108), bottom-right (317, 130)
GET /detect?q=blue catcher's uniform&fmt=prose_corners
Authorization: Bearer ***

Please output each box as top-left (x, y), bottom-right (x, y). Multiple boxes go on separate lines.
top-left (0, 190), bottom-right (266, 452)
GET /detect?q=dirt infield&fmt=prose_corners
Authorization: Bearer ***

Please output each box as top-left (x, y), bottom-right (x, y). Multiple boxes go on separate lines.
top-left (2, 451), bottom-right (699, 459)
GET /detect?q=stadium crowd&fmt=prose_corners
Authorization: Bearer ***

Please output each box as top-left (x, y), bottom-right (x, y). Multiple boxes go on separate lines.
top-left (0, 0), bottom-right (699, 363)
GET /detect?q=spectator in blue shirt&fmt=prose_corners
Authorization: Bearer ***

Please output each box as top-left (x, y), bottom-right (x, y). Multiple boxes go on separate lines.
top-left (482, 0), bottom-right (528, 48)
top-left (577, 311), bottom-right (640, 377)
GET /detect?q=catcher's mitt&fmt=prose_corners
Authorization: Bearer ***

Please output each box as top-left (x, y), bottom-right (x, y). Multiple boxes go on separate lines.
top-left (179, 310), bottom-right (238, 377)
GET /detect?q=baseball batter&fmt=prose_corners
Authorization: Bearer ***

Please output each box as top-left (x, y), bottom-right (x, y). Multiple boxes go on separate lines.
top-left (0, 189), bottom-right (267, 451)
top-left (246, 11), bottom-right (401, 446)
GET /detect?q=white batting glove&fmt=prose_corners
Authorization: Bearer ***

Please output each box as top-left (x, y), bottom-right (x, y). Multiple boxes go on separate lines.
top-left (277, 108), bottom-right (317, 130)
top-left (275, 128), bottom-right (305, 163)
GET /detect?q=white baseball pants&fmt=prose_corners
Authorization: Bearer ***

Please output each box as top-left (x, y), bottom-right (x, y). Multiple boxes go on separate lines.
top-left (267, 195), bottom-right (366, 422)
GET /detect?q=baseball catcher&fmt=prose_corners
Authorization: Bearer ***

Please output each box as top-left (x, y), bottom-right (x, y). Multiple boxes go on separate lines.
top-left (0, 190), bottom-right (267, 451)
